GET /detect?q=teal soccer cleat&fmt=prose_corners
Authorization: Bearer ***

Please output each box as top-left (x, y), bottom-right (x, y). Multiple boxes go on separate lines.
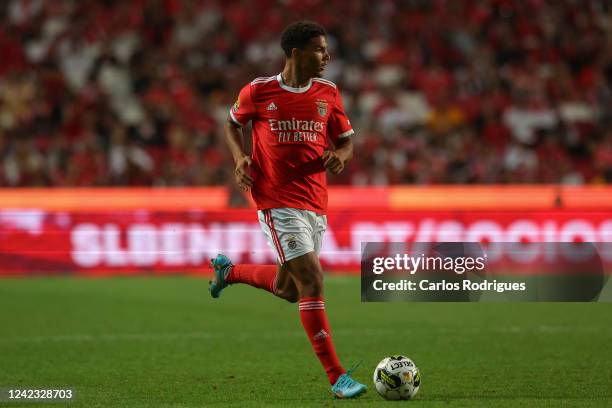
top-left (331, 364), bottom-right (367, 399)
top-left (209, 254), bottom-right (233, 298)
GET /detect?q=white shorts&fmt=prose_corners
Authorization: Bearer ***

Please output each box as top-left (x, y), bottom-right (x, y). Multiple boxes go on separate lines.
top-left (257, 208), bottom-right (327, 264)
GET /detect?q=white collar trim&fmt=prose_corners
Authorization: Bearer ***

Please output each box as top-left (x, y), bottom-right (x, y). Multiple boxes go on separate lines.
top-left (276, 73), bottom-right (312, 93)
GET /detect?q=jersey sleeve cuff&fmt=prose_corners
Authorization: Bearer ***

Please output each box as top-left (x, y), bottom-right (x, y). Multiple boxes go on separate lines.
top-left (229, 110), bottom-right (244, 127)
top-left (338, 129), bottom-right (354, 138)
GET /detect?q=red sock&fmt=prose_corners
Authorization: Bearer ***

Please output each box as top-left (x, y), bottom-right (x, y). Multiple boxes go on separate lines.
top-left (225, 264), bottom-right (277, 294)
top-left (299, 297), bottom-right (345, 384)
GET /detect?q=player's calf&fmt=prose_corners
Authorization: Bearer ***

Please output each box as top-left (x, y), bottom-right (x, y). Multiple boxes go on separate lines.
top-left (273, 263), bottom-right (299, 302)
top-left (285, 251), bottom-right (324, 298)
top-left (295, 269), bottom-right (324, 298)
top-left (275, 286), bottom-right (299, 303)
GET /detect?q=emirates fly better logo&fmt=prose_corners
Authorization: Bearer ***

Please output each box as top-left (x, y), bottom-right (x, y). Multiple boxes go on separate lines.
top-left (269, 117), bottom-right (325, 143)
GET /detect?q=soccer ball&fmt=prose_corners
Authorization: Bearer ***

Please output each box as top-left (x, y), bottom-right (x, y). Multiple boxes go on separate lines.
top-left (373, 355), bottom-right (421, 400)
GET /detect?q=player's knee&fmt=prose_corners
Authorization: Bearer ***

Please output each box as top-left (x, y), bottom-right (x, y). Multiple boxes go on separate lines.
top-left (296, 273), bottom-right (323, 296)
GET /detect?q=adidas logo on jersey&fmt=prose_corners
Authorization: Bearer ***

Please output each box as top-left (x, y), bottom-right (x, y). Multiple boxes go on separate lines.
top-left (267, 102), bottom-right (278, 111)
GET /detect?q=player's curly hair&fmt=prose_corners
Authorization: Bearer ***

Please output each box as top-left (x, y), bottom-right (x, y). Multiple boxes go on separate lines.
top-left (280, 21), bottom-right (327, 57)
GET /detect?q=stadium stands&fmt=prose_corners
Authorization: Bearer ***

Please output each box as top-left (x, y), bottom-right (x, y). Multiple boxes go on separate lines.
top-left (0, 0), bottom-right (610, 187)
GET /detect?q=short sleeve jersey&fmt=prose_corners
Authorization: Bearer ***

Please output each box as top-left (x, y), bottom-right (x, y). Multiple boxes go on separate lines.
top-left (229, 74), bottom-right (354, 214)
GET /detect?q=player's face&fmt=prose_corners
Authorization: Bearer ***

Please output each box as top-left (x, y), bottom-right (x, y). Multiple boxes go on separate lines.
top-left (296, 35), bottom-right (330, 78)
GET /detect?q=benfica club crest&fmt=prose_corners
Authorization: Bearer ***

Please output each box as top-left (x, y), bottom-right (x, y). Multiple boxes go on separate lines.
top-left (315, 100), bottom-right (328, 117)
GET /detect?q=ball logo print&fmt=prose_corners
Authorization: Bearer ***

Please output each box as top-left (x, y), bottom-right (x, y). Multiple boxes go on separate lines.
top-left (378, 369), bottom-right (401, 388)
top-left (413, 370), bottom-right (421, 387)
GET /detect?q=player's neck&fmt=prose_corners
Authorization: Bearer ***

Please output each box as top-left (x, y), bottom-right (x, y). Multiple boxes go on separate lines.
top-left (280, 66), bottom-right (312, 88)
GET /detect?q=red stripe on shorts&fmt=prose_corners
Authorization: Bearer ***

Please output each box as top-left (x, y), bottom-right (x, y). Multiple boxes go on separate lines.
top-left (265, 209), bottom-right (286, 264)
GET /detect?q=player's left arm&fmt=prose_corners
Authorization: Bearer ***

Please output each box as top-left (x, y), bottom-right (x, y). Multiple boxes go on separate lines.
top-left (322, 137), bottom-right (353, 175)
top-left (323, 87), bottom-right (354, 175)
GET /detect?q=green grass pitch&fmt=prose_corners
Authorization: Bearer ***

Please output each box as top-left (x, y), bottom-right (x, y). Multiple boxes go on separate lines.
top-left (1, 276), bottom-right (611, 407)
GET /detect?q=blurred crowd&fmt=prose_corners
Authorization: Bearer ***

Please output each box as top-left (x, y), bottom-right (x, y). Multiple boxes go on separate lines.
top-left (0, 0), bottom-right (611, 187)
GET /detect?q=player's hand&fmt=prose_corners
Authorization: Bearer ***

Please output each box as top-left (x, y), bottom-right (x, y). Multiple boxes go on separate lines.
top-left (235, 156), bottom-right (253, 191)
top-left (322, 150), bottom-right (344, 175)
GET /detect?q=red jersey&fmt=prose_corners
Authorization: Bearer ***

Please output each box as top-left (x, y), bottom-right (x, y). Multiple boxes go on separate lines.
top-left (229, 74), bottom-right (354, 214)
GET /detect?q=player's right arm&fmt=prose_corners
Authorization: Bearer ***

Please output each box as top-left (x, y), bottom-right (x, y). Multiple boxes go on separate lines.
top-left (224, 84), bottom-right (257, 191)
top-left (224, 120), bottom-right (253, 191)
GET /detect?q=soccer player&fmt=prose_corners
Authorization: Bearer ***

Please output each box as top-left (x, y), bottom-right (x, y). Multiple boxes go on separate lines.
top-left (209, 21), bottom-right (366, 398)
